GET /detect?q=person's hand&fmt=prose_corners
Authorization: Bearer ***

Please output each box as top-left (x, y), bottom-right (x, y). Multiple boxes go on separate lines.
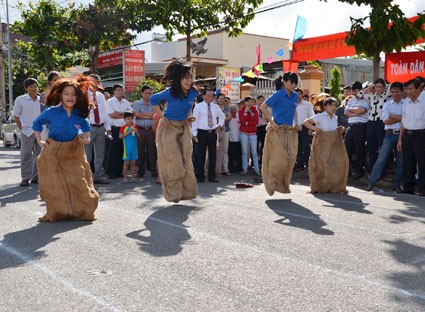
top-left (296, 125), bottom-right (302, 132)
top-left (270, 120), bottom-right (278, 131)
top-left (38, 140), bottom-right (49, 149)
top-left (78, 134), bottom-right (90, 144)
top-left (397, 139), bottom-right (402, 152)
top-left (106, 130), bottom-right (112, 136)
top-left (215, 126), bottom-right (221, 134)
top-left (313, 126), bottom-right (321, 134)
top-left (337, 126), bottom-right (346, 134)
top-left (192, 136), bottom-right (198, 143)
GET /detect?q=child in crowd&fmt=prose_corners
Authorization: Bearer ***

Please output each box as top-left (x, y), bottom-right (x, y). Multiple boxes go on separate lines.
top-left (119, 111), bottom-right (140, 183)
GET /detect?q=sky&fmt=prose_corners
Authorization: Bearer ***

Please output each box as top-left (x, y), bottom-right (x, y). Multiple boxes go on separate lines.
top-left (2, 0), bottom-right (424, 61)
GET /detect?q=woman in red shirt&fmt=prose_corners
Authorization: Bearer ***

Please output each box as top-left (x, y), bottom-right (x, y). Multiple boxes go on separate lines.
top-left (238, 96), bottom-right (260, 175)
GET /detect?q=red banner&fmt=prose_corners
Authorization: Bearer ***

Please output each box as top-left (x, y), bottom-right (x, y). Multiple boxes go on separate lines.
top-left (385, 51), bottom-right (425, 83)
top-left (292, 32), bottom-right (356, 62)
top-left (124, 50), bottom-right (145, 93)
top-left (97, 50), bottom-right (123, 69)
top-left (282, 60), bottom-right (299, 73)
top-left (292, 15), bottom-right (423, 62)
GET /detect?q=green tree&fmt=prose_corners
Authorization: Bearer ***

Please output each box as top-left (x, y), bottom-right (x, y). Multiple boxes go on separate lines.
top-left (136, 78), bottom-right (166, 94)
top-left (13, 0), bottom-right (84, 72)
top-left (333, 0), bottom-right (425, 80)
top-left (328, 66), bottom-right (342, 99)
top-left (128, 0), bottom-right (263, 59)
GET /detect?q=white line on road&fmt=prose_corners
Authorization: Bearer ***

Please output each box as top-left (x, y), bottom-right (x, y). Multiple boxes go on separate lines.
top-left (0, 242), bottom-right (123, 312)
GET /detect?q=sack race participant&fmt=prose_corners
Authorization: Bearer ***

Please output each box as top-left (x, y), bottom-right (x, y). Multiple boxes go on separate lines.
top-left (150, 58), bottom-right (199, 203)
top-left (260, 72), bottom-right (300, 195)
top-left (304, 97), bottom-right (349, 194)
top-left (33, 76), bottom-right (99, 222)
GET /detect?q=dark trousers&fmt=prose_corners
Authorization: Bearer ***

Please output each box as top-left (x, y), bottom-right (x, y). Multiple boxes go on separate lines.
top-left (229, 141), bottom-right (242, 173)
top-left (295, 125), bottom-right (311, 169)
top-left (402, 132), bottom-right (425, 192)
top-left (256, 125), bottom-right (266, 166)
top-left (366, 120), bottom-right (385, 171)
top-left (345, 123), bottom-right (367, 176)
top-left (137, 127), bottom-right (157, 176)
top-left (108, 126), bottom-right (124, 178)
top-left (197, 130), bottom-right (217, 180)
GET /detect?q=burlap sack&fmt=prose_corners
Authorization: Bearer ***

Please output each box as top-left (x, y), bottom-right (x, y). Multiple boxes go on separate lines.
top-left (308, 130), bottom-right (349, 194)
top-left (262, 124), bottom-right (298, 195)
top-left (37, 137), bottom-right (99, 222)
top-left (156, 118), bottom-right (197, 203)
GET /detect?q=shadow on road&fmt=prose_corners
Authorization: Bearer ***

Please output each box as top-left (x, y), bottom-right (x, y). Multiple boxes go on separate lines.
top-left (312, 193), bottom-right (372, 214)
top-left (0, 183), bottom-right (39, 207)
top-left (383, 239), bottom-right (425, 308)
top-left (126, 205), bottom-right (198, 257)
top-left (0, 221), bottom-right (91, 270)
top-left (266, 199), bottom-right (334, 236)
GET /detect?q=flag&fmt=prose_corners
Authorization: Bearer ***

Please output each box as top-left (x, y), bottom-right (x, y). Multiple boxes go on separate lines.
top-left (235, 76), bottom-right (244, 82)
top-left (224, 83), bottom-right (232, 90)
top-left (254, 44), bottom-right (261, 75)
top-left (276, 49), bottom-right (284, 57)
top-left (282, 60), bottom-right (299, 73)
top-left (254, 64), bottom-right (264, 72)
top-left (244, 70), bottom-right (256, 78)
top-left (293, 16), bottom-right (307, 43)
top-left (266, 56), bottom-right (274, 64)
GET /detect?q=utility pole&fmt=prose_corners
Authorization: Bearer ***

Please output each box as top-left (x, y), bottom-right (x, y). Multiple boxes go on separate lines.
top-left (0, 10), bottom-right (5, 115)
top-left (5, 0), bottom-right (12, 113)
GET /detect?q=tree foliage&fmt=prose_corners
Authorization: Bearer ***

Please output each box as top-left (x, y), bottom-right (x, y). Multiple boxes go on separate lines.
top-left (332, 0), bottom-right (425, 79)
top-left (329, 66), bottom-right (342, 99)
top-left (127, 0), bottom-right (264, 59)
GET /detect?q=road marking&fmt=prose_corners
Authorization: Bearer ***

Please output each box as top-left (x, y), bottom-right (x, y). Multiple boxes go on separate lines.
top-left (0, 242), bottom-right (122, 312)
top-left (144, 214), bottom-right (425, 302)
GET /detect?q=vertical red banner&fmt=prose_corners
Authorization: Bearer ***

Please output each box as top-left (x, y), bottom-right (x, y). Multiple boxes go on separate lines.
top-left (124, 50), bottom-right (145, 92)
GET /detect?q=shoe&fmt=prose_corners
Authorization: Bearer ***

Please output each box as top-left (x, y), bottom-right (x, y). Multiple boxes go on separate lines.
top-left (294, 167), bottom-right (304, 173)
top-left (156, 180), bottom-right (162, 185)
top-left (393, 186), bottom-right (403, 193)
top-left (31, 178), bottom-right (38, 184)
top-left (398, 188), bottom-right (414, 194)
top-left (137, 172), bottom-right (145, 178)
top-left (20, 180), bottom-right (29, 187)
top-left (94, 178), bottom-right (110, 184)
top-left (418, 191), bottom-right (425, 197)
top-left (122, 178), bottom-right (130, 183)
top-left (255, 171), bottom-right (261, 176)
top-left (224, 172), bottom-right (232, 176)
top-left (208, 178), bottom-right (219, 183)
top-left (366, 184), bottom-right (374, 192)
top-left (130, 178), bottom-right (138, 183)
top-left (240, 171), bottom-right (247, 176)
top-left (353, 173), bottom-right (364, 180)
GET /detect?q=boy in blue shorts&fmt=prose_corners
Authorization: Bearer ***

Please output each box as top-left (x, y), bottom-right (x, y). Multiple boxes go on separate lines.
top-left (119, 111), bottom-right (140, 182)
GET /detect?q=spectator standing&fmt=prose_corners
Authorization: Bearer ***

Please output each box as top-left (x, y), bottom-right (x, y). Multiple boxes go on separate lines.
top-left (397, 78), bottom-right (425, 196)
top-left (367, 82), bottom-right (404, 192)
top-left (84, 74), bottom-right (111, 184)
top-left (133, 86), bottom-right (157, 178)
top-left (344, 81), bottom-right (369, 180)
top-left (228, 104), bottom-right (242, 173)
top-left (256, 95), bottom-right (267, 167)
top-left (336, 85), bottom-right (351, 129)
top-left (106, 84), bottom-right (133, 179)
top-left (294, 88), bottom-right (315, 172)
top-left (192, 89), bottom-right (225, 183)
top-left (239, 96), bottom-right (260, 175)
top-left (119, 111), bottom-right (140, 183)
top-left (215, 93), bottom-right (231, 176)
top-left (13, 78), bottom-right (41, 186)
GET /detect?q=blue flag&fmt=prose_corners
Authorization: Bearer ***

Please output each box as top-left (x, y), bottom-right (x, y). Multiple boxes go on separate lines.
top-left (276, 49), bottom-right (284, 57)
top-left (293, 16), bottom-right (307, 43)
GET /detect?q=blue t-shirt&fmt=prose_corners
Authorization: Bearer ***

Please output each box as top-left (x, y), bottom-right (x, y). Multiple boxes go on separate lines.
top-left (150, 87), bottom-right (198, 121)
top-left (33, 105), bottom-right (90, 142)
top-left (265, 88), bottom-right (298, 126)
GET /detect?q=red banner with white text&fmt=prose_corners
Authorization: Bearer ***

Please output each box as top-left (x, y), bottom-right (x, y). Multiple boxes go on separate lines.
top-left (123, 50), bottom-right (145, 92)
top-left (385, 51), bottom-right (425, 83)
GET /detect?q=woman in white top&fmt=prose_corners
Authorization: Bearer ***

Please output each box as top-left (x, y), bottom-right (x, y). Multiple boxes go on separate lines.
top-left (303, 97), bottom-right (349, 194)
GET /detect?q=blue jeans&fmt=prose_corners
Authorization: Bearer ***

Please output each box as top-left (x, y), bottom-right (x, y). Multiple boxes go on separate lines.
top-left (368, 133), bottom-right (402, 187)
top-left (240, 133), bottom-right (259, 173)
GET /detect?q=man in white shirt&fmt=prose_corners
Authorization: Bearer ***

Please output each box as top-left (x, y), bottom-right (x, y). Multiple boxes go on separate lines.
top-left (294, 88), bottom-right (315, 172)
top-left (106, 84), bottom-right (133, 179)
top-left (192, 89), bottom-right (225, 183)
top-left (397, 78), bottom-right (425, 196)
top-left (85, 74), bottom-right (111, 184)
top-left (13, 78), bottom-right (41, 186)
top-left (367, 82), bottom-right (404, 192)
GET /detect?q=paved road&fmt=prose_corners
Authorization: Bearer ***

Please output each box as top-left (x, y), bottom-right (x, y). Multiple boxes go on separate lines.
top-left (1, 144), bottom-right (425, 311)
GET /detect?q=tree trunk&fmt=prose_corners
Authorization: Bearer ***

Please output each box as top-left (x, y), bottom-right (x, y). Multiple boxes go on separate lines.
top-left (185, 23), bottom-right (191, 60)
top-left (372, 54), bottom-right (381, 81)
top-left (90, 48), bottom-right (99, 74)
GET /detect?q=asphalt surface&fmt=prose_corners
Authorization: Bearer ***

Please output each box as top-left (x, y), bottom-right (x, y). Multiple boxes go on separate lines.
top-left (1, 144), bottom-right (425, 312)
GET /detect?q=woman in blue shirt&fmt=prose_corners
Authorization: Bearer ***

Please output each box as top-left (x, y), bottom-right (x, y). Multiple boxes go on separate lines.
top-left (259, 72), bottom-right (300, 196)
top-left (150, 58), bottom-right (199, 203)
top-left (32, 76), bottom-right (99, 222)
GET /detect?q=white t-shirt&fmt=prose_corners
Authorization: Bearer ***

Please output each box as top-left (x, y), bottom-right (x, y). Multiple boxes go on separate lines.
top-left (106, 97), bottom-right (133, 127)
top-left (13, 94), bottom-right (41, 137)
top-left (295, 100), bottom-right (315, 126)
top-left (311, 111), bottom-right (338, 132)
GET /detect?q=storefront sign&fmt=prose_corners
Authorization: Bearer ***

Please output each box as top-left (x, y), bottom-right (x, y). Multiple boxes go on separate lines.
top-left (216, 67), bottom-right (241, 102)
top-left (98, 50), bottom-right (123, 69)
top-left (123, 50), bottom-right (145, 92)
